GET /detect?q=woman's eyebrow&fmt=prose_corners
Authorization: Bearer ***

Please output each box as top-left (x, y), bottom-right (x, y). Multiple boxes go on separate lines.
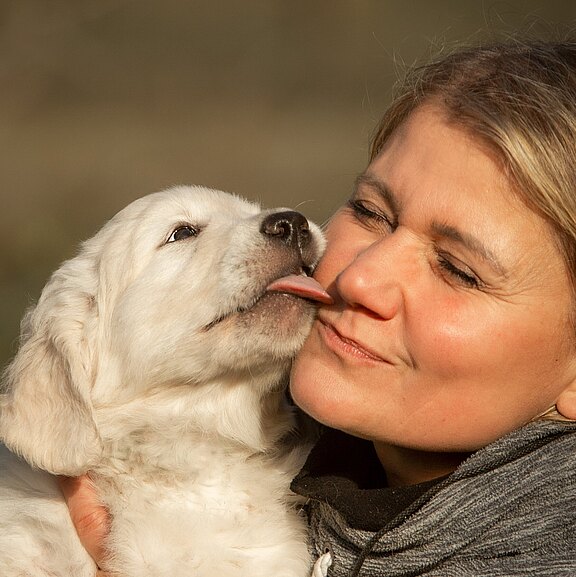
top-left (432, 221), bottom-right (507, 277)
top-left (354, 173), bottom-right (401, 217)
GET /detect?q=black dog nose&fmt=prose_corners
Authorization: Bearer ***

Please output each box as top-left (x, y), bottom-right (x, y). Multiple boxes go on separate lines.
top-left (260, 210), bottom-right (310, 250)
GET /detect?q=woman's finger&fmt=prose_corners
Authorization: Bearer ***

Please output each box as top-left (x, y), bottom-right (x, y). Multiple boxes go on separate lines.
top-left (58, 475), bottom-right (111, 566)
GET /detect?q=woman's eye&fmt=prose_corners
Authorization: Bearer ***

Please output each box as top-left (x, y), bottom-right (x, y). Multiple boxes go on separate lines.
top-left (437, 255), bottom-right (480, 288)
top-left (167, 225), bottom-right (198, 243)
top-left (347, 199), bottom-right (394, 230)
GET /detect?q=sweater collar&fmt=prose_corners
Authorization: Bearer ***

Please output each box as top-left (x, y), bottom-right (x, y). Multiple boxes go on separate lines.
top-left (291, 428), bottom-right (442, 531)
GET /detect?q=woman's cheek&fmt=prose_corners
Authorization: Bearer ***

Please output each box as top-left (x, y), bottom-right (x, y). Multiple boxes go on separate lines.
top-left (289, 327), bottom-right (345, 420)
top-left (412, 305), bottom-right (471, 367)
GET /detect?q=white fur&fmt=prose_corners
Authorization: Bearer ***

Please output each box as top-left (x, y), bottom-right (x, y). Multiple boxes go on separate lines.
top-left (0, 186), bottom-right (325, 577)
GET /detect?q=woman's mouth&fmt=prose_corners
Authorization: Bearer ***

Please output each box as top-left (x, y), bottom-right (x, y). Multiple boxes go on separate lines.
top-left (318, 319), bottom-right (387, 363)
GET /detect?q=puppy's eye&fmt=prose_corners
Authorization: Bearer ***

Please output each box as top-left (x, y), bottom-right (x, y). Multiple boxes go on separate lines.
top-left (167, 225), bottom-right (198, 243)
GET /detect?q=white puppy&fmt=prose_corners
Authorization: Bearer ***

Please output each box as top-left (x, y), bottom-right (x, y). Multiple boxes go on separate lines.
top-left (0, 186), bottom-right (330, 577)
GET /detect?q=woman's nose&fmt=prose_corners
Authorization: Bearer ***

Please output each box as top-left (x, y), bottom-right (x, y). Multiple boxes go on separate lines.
top-left (335, 234), bottom-right (408, 320)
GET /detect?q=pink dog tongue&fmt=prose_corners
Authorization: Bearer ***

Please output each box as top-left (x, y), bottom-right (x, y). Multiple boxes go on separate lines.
top-left (267, 274), bottom-right (333, 304)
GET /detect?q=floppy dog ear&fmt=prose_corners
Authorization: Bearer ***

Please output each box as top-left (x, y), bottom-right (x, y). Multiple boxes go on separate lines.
top-left (0, 250), bottom-right (103, 476)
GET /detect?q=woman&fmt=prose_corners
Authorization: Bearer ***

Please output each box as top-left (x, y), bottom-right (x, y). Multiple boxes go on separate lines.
top-left (63, 40), bottom-right (576, 576)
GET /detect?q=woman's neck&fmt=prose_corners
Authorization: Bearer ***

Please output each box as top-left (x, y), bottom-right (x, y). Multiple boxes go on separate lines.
top-left (373, 442), bottom-right (471, 487)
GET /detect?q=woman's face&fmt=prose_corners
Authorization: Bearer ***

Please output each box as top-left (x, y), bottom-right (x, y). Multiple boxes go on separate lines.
top-left (290, 104), bottom-right (576, 454)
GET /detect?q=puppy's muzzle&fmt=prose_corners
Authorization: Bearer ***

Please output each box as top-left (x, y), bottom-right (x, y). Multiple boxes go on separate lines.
top-left (260, 211), bottom-right (310, 252)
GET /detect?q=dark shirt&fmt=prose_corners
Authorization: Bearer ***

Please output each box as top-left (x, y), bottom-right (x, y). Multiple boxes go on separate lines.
top-left (291, 428), bottom-right (441, 532)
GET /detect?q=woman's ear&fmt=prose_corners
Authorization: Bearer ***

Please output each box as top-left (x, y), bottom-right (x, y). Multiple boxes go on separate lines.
top-left (555, 379), bottom-right (576, 421)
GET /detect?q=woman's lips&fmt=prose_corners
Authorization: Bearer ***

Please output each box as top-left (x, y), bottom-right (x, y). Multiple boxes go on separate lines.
top-left (318, 319), bottom-right (388, 363)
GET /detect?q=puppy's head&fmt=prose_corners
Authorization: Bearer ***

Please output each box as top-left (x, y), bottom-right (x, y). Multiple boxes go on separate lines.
top-left (0, 186), bottom-right (328, 473)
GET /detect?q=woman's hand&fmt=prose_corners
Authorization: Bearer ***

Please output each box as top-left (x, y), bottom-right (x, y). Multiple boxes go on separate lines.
top-left (58, 475), bottom-right (113, 576)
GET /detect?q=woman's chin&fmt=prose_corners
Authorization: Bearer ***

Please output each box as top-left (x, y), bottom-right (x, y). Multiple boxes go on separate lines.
top-left (290, 353), bottom-right (352, 431)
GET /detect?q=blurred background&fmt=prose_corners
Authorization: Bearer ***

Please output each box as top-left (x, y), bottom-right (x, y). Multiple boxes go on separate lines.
top-left (2, 0), bottom-right (576, 368)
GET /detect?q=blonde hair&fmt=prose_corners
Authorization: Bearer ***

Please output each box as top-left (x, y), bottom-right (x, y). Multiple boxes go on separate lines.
top-left (370, 41), bottom-right (576, 294)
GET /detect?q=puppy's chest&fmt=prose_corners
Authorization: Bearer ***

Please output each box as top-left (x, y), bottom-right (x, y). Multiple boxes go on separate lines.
top-left (93, 442), bottom-right (292, 524)
top-left (91, 447), bottom-right (309, 576)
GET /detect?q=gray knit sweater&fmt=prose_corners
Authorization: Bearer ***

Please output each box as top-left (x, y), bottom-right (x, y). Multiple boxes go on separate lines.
top-left (292, 420), bottom-right (576, 576)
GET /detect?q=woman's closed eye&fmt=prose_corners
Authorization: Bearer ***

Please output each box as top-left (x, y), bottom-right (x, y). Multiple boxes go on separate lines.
top-left (436, 253), bottom-right (481, 288)
top-left (347, 199), bottom-right (395, 232)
